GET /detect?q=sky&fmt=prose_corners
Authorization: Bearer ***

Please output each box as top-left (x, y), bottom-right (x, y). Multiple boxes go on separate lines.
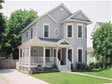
top-left (1, 0), bottom-right (111, 47)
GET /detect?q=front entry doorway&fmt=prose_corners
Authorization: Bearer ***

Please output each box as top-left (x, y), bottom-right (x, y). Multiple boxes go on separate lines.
top-left (58, 48), bottom-right (66, 65)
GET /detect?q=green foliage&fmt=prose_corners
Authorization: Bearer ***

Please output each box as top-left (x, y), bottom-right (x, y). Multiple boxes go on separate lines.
top-left (92, 22), bottom-right (112, 69)
top-left (89, 62), bottom-right (95, 70)
top-left (0, 0), bottom-right (4, 9)
top-left (7, 9), bottom-right (38, 58)
top-left (0, 9), bottom-right (38, 58)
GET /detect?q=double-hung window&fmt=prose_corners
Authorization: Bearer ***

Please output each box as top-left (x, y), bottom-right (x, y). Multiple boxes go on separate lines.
top-left (67, 24), bottom-right (73, 38)
top-left (78, 48), bottom-right (83, 62)
top-left (31, 28), bottom-right (33, 39)
top-left (77, 24), bottom-right (83, 38)
top-left (44, 24), bottom-right (49, 37)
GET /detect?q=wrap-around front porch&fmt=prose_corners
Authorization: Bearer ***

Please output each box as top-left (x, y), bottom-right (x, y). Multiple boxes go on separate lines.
top-left (18, 39), bottom-right (72, 72)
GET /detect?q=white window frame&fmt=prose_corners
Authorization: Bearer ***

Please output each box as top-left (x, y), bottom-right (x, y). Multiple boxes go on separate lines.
top-left (43, 23), bottom-right (50, 38)
top-left (67, 48), bottom-right (73, 63)
top-left (66, 23), bottom-right (73, 38)
top-left (77, 47), bottom-right (83, 63)
top-left (77, 23), bottom-right (83, 39)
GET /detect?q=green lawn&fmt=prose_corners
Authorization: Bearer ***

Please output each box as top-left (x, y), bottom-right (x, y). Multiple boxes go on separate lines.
top-left (80, 67), bottom-right (112, 78)
top-left (31, 72), bottom-right (112, 84)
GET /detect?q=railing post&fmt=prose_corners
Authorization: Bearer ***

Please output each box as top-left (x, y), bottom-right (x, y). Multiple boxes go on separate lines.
top-left (43, 46), bottom-right (45, 67)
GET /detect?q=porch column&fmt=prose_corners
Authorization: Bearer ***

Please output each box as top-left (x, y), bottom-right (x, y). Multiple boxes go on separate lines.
top-left (66, 48), bottom-right (68, 65)
top-left (19, 48), bottom-right (20, 63)
top-left (22, 48), bottom-right (24, 65)
top-left (43, 46), bottom-right (45, 66)
top-left (28, 46), bottom-right (31, 72)
top-left (56, 48), bottom-right (59, 65)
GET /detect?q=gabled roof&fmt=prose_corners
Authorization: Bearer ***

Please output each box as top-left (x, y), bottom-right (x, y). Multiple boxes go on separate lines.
top-left (96, 22), bottom-right (105, 26)
top-left (21, 3), bottom-right (72, 33)
top-left (63, 10), bottom-right (92, 24)
top-left (92, 22), bottom-right (105, 33)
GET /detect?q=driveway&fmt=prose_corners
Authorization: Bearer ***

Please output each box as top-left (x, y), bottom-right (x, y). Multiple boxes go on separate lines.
top-left (0, 69), bottom-right (48, 84)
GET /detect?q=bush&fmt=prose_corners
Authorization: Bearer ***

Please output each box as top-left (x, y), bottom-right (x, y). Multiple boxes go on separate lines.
top-left (74, 62), bottom-right (90, 72)
top-left (94, 61), bottom-right (103, 69)
top-left (89, 62), bottom-right (94, 70)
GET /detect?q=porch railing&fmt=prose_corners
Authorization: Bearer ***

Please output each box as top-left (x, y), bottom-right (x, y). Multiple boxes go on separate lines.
top-left (31, 57), bottom-right (56, 66)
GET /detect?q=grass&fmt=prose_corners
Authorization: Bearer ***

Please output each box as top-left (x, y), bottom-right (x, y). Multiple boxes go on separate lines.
top-left (31, 72), bottom-right (112, 84)
top-left (80, 67), bottom-right (112, 78)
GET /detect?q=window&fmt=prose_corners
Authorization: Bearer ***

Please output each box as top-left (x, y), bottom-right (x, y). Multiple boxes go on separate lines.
top-left (54, 28), bottom-right (59, 36)
top-left (78, 24), bottom-right (83, 38)
top-left (45, 48), bottom-right (51, 62)
top-left (68, 49), bottom-right (72, 62)
top-left (67, 24), bottom-right (72, 37)
top-left (31, 28), bottom-right (33, 39)
top-left (78, 48), bottom-right (83, 62)
top-left (44, 24), bottom-right (49, 37)
top-left (85, 27), bottom-right (87, 39)
top-left (20, 49), bottom-right (22, 57)
top-left (26, 32), bottom-right (28, 37)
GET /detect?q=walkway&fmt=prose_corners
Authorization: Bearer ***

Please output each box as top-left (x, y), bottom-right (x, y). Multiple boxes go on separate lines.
top-left (0, 69), bottom-right (48, 84)
top-left (68, 72), bottom-right (112, 81)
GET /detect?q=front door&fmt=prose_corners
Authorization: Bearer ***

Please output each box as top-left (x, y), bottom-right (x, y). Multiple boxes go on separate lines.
top-left (45, 48), bottom-right (51, 62)
top-left (58, 48), bottom-right (66, 65)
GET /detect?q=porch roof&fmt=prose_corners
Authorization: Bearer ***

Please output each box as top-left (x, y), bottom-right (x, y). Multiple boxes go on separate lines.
top-left (18, 38), bottom-right (71, 48)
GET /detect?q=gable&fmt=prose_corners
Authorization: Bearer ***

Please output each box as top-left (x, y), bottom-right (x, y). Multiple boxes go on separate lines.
top-left (71, 13), bottom-right (90, 22)
top-left (49, 5), bottom-right (71, 22)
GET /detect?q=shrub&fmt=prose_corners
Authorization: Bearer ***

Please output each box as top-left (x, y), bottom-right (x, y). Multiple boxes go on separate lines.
top-left (75, 62), bottom-right (90, 72)
top-left (94, 61), bottom-right (103, 69)
top-left (89, 62), bottom-right (94, 70)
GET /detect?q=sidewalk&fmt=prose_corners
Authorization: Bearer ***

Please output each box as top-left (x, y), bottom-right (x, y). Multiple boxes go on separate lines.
top-left (68, 72), bottom-right (112, 81)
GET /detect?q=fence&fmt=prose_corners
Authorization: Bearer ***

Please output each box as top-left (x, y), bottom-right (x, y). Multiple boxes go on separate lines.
top-left (0, 58), bottom-right (18, 69)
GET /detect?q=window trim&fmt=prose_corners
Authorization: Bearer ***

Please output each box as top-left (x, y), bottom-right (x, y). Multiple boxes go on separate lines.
top-left (43, 23), bottom-right (50, 38)
top-left (77, 23), bottom-right (83, 39)
top-left (66, 23), bottom-right (73, 38)
top-left (77, 47), bottom-right (83, 63)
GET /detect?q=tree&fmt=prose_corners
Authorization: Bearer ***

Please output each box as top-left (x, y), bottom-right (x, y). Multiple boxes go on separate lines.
top-left (0, 0), bottom-right (9, 57)
top-left (92, 22), bottom-right (112, 69)
top-left (0, 0), bottom-right (4, 9)
top-left (8, 9), bottom-right (38, 59)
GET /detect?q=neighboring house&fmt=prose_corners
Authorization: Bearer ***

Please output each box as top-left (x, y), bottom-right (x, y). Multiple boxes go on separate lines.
top-left (18, 3), bottom-right (92, 73)
top-left (87, 22), bottom-right (105, 64)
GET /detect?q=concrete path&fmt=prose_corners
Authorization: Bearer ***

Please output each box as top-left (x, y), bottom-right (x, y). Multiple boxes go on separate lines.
top-left (68, 72), bottom-right (112, 81)
top-left (0, 69), bottom-right (48, 84)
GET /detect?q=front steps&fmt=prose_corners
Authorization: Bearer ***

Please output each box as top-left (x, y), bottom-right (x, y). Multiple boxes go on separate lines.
top-left (60, 65), bottom-right (71, 72)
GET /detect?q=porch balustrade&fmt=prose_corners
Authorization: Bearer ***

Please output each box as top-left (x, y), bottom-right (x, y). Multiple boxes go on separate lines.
top-left (31, 57), bottom-right (56, 66)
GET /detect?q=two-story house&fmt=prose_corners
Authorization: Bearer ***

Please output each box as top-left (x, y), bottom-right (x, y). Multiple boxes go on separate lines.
top-left (18, 3), bottom-right (92, 73)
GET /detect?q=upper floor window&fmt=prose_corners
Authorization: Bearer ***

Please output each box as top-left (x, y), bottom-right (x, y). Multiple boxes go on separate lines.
top-left (66, 24), bottom-right (73, 38)
top-left (78, 48), bottom-right (83, 62)
top-left (43, 24), bottom-right (49, 37)
top-left (77, 24), bottom-right (83, 38)
top-left (31, 28), bottom-right (33, 39)
top-left (26, 32), bottom-right (28, 37)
